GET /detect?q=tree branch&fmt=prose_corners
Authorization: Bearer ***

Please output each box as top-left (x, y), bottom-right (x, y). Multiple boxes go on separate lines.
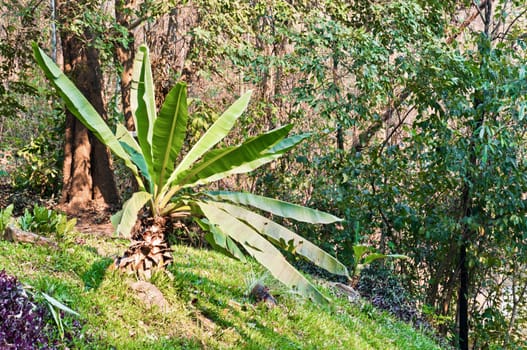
top-left (3, 225), bottom-right (58, 249)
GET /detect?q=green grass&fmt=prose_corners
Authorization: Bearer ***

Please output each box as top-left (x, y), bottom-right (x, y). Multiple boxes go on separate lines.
top-left (0, 231), bottom-right (444, 349)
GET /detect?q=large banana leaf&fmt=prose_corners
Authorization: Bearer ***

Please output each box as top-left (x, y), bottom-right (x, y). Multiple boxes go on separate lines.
top-left (196, 218), bottom-right (246, 262)
top-left (120, 142), bottom-right (152, 192)
top-left (116, 124), bottom-right (148, 191)
top-left (207, 191), bottom-right (342, 224)
top-left (111, 191), bottom-right (152, 237)
top-left (197, 201), bottom-right (328, 304)
top-left (115, 124), bottom-right (141, 153)
top-left (153, 83), bottom-right (188, 191)
top-left (32, 44), bottom-right (140, 179)
top-left (171, 91), bottom-right (252, 181)
top-left (131, 45), bottom-right (156, 179)
top-left (174, 124), bottom-right (293, 187)
top-left (265, 132), bottom-right (312, 154)
top-left (201, 133), bottom-right (312, 182)
top-left (212, 201), bottom-right (349, 277)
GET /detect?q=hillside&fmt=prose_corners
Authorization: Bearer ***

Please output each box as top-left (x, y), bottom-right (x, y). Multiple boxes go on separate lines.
top-left (0, 228), bottom-right (444, 349)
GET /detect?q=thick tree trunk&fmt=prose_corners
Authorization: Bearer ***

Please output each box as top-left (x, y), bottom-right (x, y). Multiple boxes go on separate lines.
top-left (58, 0), bottom-right (119, 212)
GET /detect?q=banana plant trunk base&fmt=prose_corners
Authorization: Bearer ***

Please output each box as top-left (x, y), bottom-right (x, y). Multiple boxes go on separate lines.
top-left (114, 221), bottom-right (173, 279)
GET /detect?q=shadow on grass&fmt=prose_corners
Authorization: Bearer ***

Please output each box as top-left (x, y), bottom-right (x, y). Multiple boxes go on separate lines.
top-left (198, 301), bottom-right (306, 350)
top-left (169, 263), bottom-right (306, 349)
top-left (82, 257), bottom-right (114, 291)
top-left (71, 334), bottom-right (204, 350)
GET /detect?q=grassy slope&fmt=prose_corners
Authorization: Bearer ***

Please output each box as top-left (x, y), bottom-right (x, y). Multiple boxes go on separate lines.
top-left (0, 231), bottom-right (443, 350)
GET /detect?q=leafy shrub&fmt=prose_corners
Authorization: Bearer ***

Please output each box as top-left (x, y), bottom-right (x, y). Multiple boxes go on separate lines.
top-left (12, 134), bottom-right (62, 197)
top-left (0, 270), bottom-right (53, 349)
top-left (0, 271), bottom-right (84, 349)
top-left (0, 204), bottom-right (14, 234)
top-left (17, 204), bottom-right (76, 238)
top-left (357, 264), bottom-right (429, 329)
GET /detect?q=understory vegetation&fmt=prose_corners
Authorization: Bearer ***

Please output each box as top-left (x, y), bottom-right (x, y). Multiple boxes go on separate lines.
top-left (1, 0), bottom-right (527, 349)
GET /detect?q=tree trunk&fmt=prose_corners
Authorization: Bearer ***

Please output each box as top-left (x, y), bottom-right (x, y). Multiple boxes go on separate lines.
top-left (457, 3), bottom-right (493, 348)
top-left (146, 4), bottom-right (198, 104)
top-left (458, 239), bottom-right (469, 350)
top-left (58, 0), bottom-right (119, 212)
top-left (114, 0), bottom-right (137, 131)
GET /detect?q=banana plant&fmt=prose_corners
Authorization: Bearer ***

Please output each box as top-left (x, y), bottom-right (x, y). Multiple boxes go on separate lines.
top-left (33, 43), bottom-right (350, 304)
top-left (350, 245), bottom-right (408, 286)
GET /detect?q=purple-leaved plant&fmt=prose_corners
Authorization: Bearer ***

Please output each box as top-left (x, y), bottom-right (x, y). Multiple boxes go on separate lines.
top-left (0, 270), bottom-right (54, 349)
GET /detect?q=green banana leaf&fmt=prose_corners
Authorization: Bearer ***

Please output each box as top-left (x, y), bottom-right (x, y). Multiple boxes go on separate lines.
top-left (153, 82), bottom-right (188, 191)
top-left (265, 132), bottom-right (312, 153)
top-left (362, 253), bottom-right (408, 265)
top-left (197, 133), bottom-right (312, 184)
top-left (115, 124), bottom-right (141, 153)
top-left (111, 191), bottom-right (152, 237)
top-left (174, 124), bottom-right (293, 187)
top-left (197, 218), bottom-right (246, 262)
top-left (352, 245), bottom-right (371, 262)
top-left (207, 191), bottom-right (343, 224)
top-left (32, 44), bottom-right (140, 180)
top-left (115, 125), bottom-right (150, 191)
top-left (171, 91), bottom-right (252, 182)
top-left (352, 245), bottom-right (408, 275)
top-left (131, 45), bottom-right (156, 179)
top-left (197, 201), bottom-right (329, 304)
top-left (120, 142), bottom-right (152, 192)
top-left (213, 201), bottom-right (349, 277)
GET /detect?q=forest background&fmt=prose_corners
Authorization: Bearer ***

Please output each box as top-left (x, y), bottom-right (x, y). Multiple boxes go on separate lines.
top-left (1, 0), bottom-right (527, 349)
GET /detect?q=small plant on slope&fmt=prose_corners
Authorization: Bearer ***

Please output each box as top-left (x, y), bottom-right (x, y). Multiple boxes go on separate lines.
top-left (0, 270), bottom-right (51, 349)
top-left (351, 245), bottom-right (407, 286)
top-left (0, 270), bottom-right (82, 349)
top-left (33, 44), bottom-right (350, 303)
top-left (0, 204), bottom-right (14, 234)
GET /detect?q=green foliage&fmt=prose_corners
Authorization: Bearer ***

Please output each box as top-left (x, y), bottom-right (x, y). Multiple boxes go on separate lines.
top-left (24, 280), bottom-right (80, 341)
top-left (17, 204), bottom-right (76, 238)
top-left (12, 133), bottom-right (62, 196)
top-left (196, 0), bottom-right (527, 345)
top-left (34, 43), bottom-right (349, 304)
top-left (0, 204), bottom-right (14, 234)
top-left (41, 292), bottom-right (79, 340)
top-left (0, 0), bottom-right (40, 121)
top-left (351, 245), bottom-right (407, 278)
top-left (21, 0), bottom-right (526, 344)
top-left (0, 1), bottom-right (64, 200)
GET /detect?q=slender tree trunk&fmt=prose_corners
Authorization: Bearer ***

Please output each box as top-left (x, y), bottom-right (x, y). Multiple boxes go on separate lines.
top-left (458, 238), bottom-right (469, 350)
top-left (58, 0), bottom-right (119, 212)
top-left (458, 3), bottom-right (493, 348)
top-left (458, 94), bottom-right (480, 350)
top-left (144, 4), bottom-right (197, 104)
top-left (114, 0), bottom-right (136, 131)
top-left (255, 4), bottom-right (276, 130)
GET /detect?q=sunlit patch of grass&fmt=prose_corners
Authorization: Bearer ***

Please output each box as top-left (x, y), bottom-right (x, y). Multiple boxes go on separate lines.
top-left (0, 231), bottom-right (445, 349)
